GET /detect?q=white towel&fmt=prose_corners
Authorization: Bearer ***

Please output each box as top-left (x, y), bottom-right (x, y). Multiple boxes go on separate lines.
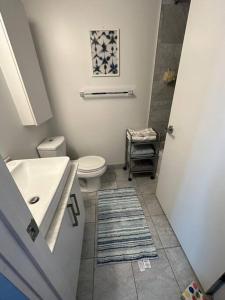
top-left (127, 128), bottom-right (157, 141)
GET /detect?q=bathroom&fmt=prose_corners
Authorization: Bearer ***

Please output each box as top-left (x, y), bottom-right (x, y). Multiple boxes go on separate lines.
top-left (1, 0), bottom-right (225, 299)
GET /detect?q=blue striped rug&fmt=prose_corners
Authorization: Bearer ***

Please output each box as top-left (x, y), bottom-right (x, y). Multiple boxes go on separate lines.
top-left (97, 187), bottom-right (158, 264)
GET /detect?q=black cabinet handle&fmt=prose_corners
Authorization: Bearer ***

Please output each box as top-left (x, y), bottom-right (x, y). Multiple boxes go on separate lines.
top-left (70, 194), bottom-right (80, 216)
top-left (67, 203), bottom-right (78, 227)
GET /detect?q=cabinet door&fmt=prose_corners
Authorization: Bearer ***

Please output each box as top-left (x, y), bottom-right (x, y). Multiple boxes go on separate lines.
top-left (69, 177), bottom-right (85, 289)
top-left (71, 176), bottom-right (85, 231)
top-left (53, 177), bottom-right (85, 297)
top-left (0, 0), bottom-right (52, 126)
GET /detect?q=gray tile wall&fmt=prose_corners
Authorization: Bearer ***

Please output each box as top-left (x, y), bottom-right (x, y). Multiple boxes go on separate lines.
top-left (148, 0), bottom-right (190, 141)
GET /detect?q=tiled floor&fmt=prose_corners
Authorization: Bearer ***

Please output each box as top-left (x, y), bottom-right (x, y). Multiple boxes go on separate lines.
top-left (76, 166), bottom-right (198, 300)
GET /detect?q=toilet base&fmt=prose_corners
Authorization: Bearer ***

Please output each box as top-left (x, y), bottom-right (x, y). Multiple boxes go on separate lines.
top-left (79, 176), bottom-right (101, 192)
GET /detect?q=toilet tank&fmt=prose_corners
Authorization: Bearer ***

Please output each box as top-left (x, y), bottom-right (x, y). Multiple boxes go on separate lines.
top-left (37, 136), bottom-right (66, 157)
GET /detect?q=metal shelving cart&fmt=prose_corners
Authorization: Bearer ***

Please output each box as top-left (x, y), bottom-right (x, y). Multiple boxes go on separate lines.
top-left (123, 129), bottom-right (160, 181)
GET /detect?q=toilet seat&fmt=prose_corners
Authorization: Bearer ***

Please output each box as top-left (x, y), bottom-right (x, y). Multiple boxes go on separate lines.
top-left (77, 156), bottom-right (106, 178)
top-left (78, 156), bottom-right (106, 173)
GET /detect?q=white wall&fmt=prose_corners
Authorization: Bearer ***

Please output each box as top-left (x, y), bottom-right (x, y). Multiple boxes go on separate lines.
top-left (0, 69), bottom-right (53, 159)
top-left (21, 0), bottom-right (161, 164)
top-left (157, 0), bottom-right (225, 292)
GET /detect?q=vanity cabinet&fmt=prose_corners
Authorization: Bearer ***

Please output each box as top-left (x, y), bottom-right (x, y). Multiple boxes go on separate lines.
top-left (52, 173), bottom-right (85, 297)
top-left (0, 0), bottom-right (52, 126)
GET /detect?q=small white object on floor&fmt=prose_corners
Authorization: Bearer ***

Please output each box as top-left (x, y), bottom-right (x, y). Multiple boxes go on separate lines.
top-left (138, 259), bottom-right (151, 272)
top-left (138, 260), bottom-right (145, 272)
top-left (143, 258), bottom-right (152, 269)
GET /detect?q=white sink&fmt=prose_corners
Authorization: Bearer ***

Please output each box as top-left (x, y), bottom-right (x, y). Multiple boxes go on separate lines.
top-left (7, 157), bottom-right (71, 236)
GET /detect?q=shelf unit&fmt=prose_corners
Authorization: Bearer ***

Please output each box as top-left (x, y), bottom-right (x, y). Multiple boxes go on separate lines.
top-left (124, 129), bottom-right (160, 180)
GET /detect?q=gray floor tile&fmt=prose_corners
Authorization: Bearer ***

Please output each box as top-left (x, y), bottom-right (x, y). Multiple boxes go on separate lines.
top-left (83, 197), bottom-right (96, 223)
top-left (132, 250), bottom-right (180, 300)
top-left (94, 263), bottom-right (137, 300)
top-left (116, 179), bottom-right (137, 189)
top-left (94, 225), bottom-right (98, 258)
top-left (138, 194), bottom-right (150, 217)
top-left (81, 223), bottom-right (95, 258)
top-left (143, 194), bottom-right (164, 216)
top-left (135, 176), bottom-right (157, 195)
top-left (82, 192), bottom-right (97, 202)
top-left (76, 259), bottom-right (94, 300)
top-left (165, 247), bottom-right (197, 291)
top-left (100, 178), bottom-right (117, 190)
top-left (95, 201), bottom-right (98, 224)
top-left (152, 215), bottom-right (179, 248)
top-left (114, 167), bottom-right (130, 181)
top-left (101, 168), bottom-right (116, 183)
top-left (146, 217), bottom-right (163, 249)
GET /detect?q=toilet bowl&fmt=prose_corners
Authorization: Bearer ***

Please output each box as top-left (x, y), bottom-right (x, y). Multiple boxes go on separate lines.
top-left (77, 156), bottom-right (106, 192)
top-left (37, 136), bottom-right (106, 192)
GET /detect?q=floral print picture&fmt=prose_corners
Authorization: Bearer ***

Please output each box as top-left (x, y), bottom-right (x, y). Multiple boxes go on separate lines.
top-left (90, 30), bottom-right (120, 76)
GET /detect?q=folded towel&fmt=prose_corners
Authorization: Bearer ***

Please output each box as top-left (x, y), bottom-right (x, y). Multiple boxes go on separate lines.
top-left (127, 128), bottom-right (157, 141)
top-left (128, 144), bottom-right (155, 156)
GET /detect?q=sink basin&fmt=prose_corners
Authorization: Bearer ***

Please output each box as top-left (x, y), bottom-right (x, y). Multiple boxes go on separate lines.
top-left (7, 157), bottom-right (71, 236)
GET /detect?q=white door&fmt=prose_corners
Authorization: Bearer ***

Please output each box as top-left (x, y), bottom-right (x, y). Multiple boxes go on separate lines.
top-left (157, 0), bottom-right (225, 292)
top-left (0, 158), bottom-right (74, 299)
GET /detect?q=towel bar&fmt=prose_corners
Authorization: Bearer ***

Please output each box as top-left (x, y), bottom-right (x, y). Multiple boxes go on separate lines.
top-left (80, 89), bottom-right (134, 98)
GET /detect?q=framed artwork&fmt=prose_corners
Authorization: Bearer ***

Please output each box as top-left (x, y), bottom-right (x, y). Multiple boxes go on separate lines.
top-left (90, 29), bottom-right (120, 77)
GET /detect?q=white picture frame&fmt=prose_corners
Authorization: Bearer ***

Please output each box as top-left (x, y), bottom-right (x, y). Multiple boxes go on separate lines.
top-left (89, 29), bottom-right (120, 77)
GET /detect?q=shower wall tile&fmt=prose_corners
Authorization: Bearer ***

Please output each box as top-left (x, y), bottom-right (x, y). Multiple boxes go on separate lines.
top-left (150, 109), bottom-right (171, 125)
top-left (160, 5), bottom-right (188, 44)
top-left (151, 80), bottom-right (175, 102)
top-left (163, 0), bottom-right (190, 4)
top-left (148, 1), bottom-right (190, 140)
top-left (148, 121), bottom-right (168, 140)
top-left (150, 103), bottom-right (171, 115)
top-left (181, 3), bottom-right (190, 20)
top-left (162, 0), bottom-right (175, 4)
top-left (154, 44), bottom-right (183, 80)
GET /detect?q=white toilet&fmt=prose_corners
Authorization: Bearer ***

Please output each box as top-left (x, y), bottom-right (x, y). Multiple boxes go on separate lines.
top-left (37, 136), bottom-right (106, 192)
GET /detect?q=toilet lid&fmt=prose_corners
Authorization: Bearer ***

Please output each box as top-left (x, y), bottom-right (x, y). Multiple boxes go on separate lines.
top-left (78, 156), bottom-right (106, 173)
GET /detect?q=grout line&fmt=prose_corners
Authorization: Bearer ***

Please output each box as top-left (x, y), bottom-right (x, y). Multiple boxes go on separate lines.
top-left (141, 192), bottom-right (156, 197)
top-left (163, 245), bottom-right (181, 250)
top-left (164, 248), bottom-right (183, 293)
top-left (149, 213), bottom-right (165, 217)
top-left (131, 263), bottom-right (139, 300)
top-left (91, 220), bottom-right (97, 300)
top-left (150, 215), bottom-right (181, 249)
top-left (141, 196), bottom-right (165, 217)
top-left (149, 215), bottom-right (166, 249)
top-left (149, 207), bottom-right (182, 291)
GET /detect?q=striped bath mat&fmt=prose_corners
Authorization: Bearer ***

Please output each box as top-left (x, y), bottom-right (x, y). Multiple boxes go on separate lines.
top-left (97, 187), bottom-right (158, 264)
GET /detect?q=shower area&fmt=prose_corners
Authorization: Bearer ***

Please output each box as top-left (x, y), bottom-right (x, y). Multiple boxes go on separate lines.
top-left (148, 0), bottom-right (190, 145)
